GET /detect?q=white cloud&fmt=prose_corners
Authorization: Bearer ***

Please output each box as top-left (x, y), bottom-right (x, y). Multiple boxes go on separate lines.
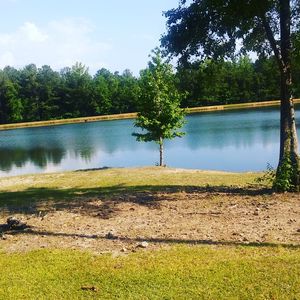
top-left (20, 22), bottom-right (48, 42)
top-left (0, 33), bottom-right (14, 46)
top-left (0, 18), bottom-right (112, 74)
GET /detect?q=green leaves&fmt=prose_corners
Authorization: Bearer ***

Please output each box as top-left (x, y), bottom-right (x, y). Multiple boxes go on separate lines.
top-left (0, 76), bottom-right (23, 123)
top-left (0, 64), bottom-right (141, 124)
top-left (133, 50), bottom-right (185, 164)
top-left (162, 0), bottom-right (299, 62)
top-left (273, 154), bottom-right (297, 192)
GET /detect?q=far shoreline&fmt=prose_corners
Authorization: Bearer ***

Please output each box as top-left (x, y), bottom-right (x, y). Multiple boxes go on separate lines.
top-left (0, 98), bottom-right (299, 131)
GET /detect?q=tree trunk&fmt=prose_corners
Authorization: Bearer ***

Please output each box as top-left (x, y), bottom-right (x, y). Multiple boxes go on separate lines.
top-left (276, 0), bottom-right (300, 191)
top-left (159, 137), bottom-right (164, 167)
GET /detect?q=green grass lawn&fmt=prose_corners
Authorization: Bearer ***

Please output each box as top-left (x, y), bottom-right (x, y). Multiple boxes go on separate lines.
top-left (0, 245), bottom-right (299, 299)
top-left (0, 167), bottom-right (261, 210)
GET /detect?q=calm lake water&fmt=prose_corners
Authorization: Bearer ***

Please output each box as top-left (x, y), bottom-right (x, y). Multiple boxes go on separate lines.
top-left (0, 105), bottom-right (299, 177)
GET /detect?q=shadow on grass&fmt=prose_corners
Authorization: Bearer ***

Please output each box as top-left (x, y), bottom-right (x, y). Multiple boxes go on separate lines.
top-left (0, 184), bottom-right (272, 217)
top-left (3, 227), bottom-right (300, 249)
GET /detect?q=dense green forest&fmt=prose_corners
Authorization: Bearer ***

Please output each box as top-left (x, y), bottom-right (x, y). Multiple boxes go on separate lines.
top-left (0, 56), bottom-right (299, 124)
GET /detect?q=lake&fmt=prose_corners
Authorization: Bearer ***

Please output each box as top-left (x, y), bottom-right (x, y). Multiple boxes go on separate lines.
top-left (0, 105), bottom-right (299, 177)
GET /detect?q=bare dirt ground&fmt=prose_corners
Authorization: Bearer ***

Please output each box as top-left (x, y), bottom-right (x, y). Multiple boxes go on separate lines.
top-left (0, 188), bottom-right (300, 253)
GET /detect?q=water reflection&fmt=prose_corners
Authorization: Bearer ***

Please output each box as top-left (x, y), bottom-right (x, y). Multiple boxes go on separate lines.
top-left (0, 147), bottom-right (66, 171)
top-left (183, 107), bottom-right (282, 150)
top-left (0, 105), bottom-right (299, 176)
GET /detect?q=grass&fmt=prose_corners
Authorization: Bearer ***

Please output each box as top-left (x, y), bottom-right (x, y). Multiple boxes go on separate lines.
top-left (1, 167), bottom-right (298, 299)
top-left (0, 245), bottom-right (299, 299)
top-left (0, 167), bottom-right (260, 212)
top-left (187, 99), bottom-right (285, 113)
top-left (0, 167), bottom-right (259, 190)
top-left (0, 112), bottom-right (137, 131)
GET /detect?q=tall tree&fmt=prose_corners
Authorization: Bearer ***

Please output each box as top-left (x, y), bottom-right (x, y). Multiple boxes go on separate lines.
top-left (93, 68), bottom-right (114, 115)
top-left (162, 0), bottom-right (300, 191)
top-left (253, 56), bottom-right (280, 100)
top-left (133, 50), bottom-right (185, 166)
top-left (19, 64), bottom-right (39, 121)
top-left (0, 76), bottom-right (23, 123)
top-left (115, 69), bottom-right (139, 113)
top-left (36, 65), bottom-right (61, 120)
top-left (60, 63), bottom-right (93, 117)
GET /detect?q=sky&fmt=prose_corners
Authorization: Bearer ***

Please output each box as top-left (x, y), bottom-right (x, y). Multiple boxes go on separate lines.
top-left (0, 0), bottom-right (180, 75)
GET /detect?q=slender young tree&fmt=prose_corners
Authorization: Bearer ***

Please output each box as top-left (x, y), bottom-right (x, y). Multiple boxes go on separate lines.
top-left (133, 49), bottom-right (185, 166)
top-left (162, 0), bottom-right (300, 191)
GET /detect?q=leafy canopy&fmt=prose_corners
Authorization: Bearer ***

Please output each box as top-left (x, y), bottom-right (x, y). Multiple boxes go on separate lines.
top-left (133, 49), bottom-right (185, 144)
top-left (161, 0), bottom-right (300, 63)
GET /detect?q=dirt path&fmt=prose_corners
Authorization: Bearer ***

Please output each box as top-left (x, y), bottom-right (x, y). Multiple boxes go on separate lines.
top-left (0, 190), bottom-right (299, 253)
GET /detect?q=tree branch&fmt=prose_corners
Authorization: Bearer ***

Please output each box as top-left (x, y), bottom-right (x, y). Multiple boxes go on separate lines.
top-left (260, 14), bottom-right (285, 71)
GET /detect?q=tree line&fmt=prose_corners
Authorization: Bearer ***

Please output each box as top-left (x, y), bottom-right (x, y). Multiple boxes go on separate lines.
top-left (0, 56), bottom-right (299, 124)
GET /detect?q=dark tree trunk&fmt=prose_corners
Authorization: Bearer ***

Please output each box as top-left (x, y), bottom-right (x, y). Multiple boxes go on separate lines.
top-left (276, 0), bottom-right (300, 191)
top-left (159, 137), bottom-right (164, 167)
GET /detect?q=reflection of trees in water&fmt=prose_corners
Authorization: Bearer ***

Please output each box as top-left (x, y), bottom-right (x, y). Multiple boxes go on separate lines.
top-left (182, 109), bottom-right (291, 150)
top-left (74, 119), bottom-right (139, 155)
top-left (47, 119), bottom-right (139, 157)
top-left (2, 107), bottom-right (298, 173)
top-left (0, 119), bottom-right (140, 173)
top-left (0, 147), bottom-right (66, 171)
top-left (73, 147), bottom-right (95, 162)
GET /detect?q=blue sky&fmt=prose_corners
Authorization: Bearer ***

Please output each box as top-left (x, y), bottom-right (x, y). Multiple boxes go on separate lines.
top-left (0, 0), bottom-right (179, 75)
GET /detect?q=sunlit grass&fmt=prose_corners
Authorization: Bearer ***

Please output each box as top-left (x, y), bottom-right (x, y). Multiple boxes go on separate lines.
top-left (0, 167), bottom-right (260, 191)
top-left (0, 112), bottom-right (137, 131)
top-left (0, 168), bottom-right (298, 299)
top-left (0, 167), bottom-right (261, 209)
top-left (0, 245), bottom-right (299, 299)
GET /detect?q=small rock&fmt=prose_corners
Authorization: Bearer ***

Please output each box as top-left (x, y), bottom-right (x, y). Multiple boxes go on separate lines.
top-left (253, 208), bottom-right (260, 216)
top-left (120, 247), bottom-right (127, 252)
top-left (105, 232), bottom-right (117, 240)
top-left (2, 234), bottom-right (13, 240)
top-left (6, 217), bottom-right (27, 230)
top-left (7, 217), bottom-right (21, 227)
top-left (81, 286), bottom-right (98, 292)
top-left (136, 241), bottom-right (149, 248)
